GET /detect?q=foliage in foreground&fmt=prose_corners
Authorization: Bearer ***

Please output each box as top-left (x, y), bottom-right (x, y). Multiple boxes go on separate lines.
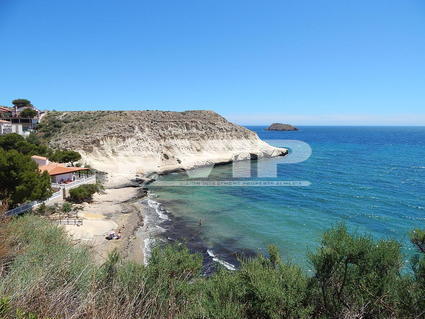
top-left (0, 215), bottom-right (424, 319)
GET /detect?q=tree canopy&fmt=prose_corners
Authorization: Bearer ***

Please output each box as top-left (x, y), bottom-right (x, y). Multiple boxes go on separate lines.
top-left (0, 133), bottom-right (51, 157)
top-left (50, 150), bottom-right (82, 164)
top-left (0, 148), bottom-right (52, 208)
top-left (11, 99), bottom-right (31, 108)
top-left (0, 134), bottom-right (82, 165)
top-left (20, 108), bottom-right (37, 118)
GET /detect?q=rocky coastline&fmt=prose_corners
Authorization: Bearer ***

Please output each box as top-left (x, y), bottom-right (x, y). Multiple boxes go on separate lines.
top-left (41, 110), bottom-right (288, 265)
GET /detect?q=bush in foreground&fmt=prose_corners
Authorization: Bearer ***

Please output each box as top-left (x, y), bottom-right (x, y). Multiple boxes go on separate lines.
top-left (0, 215), bottom-right (424, 319)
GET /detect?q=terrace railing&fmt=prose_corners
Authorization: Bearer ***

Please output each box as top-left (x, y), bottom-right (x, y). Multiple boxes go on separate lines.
top-left (52, 216), bottom-right (83, 226)
top-left (5, 175), bottom-right (96, 217)
top-left (5, 189), bottom-right (63, 216)
top-left (51, 175), bottom-right (96, 190)
top-left (5, 202), bottom-right (35, 216)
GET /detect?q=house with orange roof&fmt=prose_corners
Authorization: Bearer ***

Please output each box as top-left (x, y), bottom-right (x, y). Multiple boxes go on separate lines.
top-left (0, 106), bottom-right (12, 114)
top-left (31, 155), bottom-right (92, 184)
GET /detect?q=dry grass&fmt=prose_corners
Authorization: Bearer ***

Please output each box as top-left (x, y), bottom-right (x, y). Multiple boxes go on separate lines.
top-left (0, 215), bottom-right (203, 319)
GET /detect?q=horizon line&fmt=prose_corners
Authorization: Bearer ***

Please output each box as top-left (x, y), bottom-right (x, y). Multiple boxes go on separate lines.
top-left (239, 124), bottom-right (425, 127)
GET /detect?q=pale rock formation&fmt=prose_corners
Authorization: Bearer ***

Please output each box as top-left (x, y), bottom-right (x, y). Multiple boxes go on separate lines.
top-left (41, 110), bottom-right (287, 186)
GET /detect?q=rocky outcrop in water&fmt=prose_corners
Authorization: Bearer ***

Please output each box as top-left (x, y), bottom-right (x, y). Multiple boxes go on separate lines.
top-left (39, 110), bottom-right (287, 185)
top-left (266, 123), bottom-right (298, 131)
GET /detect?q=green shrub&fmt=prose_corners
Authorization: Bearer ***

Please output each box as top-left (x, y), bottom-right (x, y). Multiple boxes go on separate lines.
top-left (68, 184), bottom-right (100, 203)
top-left (185, 246), bottom-right (312, 319)
top-left (308, 225), bottom-right (403, 318)
top-left (1, 215), bottom-right (425, 319)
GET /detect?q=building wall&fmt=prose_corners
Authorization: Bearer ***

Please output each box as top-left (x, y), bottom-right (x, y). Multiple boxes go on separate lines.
top-left (0, 123), bottom-right (12, 135)
top-left (53, 173), bottom-right (76, 183)
top-left (11, 124), bottom-right (23, 135)
top-left (32, 157), bottom-right (49, 166)
top-left (0, 123), bottom-right (26, 136)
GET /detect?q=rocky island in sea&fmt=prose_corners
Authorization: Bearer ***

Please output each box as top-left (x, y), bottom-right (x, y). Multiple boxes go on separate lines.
top-left (266, 123), bottom-right (298, 131)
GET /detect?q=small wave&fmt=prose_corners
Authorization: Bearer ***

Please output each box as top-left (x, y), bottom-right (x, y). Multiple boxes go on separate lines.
top-left (156, 225), bottom-right (166, 232)
top-left (207, 249), bottom-right (236, 271)
top-left (403, 215), bottom-right (425, 221)
top-left (146, 199), bottom-right (169, 220)
top-left (141, 195), bottom-right (171, 265)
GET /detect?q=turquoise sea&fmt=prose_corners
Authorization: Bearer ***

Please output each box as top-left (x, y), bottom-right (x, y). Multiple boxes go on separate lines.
top-left (145, 126), bottom-right (425, 271)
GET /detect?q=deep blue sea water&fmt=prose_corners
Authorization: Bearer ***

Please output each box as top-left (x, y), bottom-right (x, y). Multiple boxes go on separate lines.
top-left (147, 126), bottom-right (425, 270)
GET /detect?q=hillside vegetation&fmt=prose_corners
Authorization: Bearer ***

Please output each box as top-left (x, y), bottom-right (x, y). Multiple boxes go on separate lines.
top-left (0, 215), bottom-right (424, 319)
top-left (37, 110), bottom-right (255, 151)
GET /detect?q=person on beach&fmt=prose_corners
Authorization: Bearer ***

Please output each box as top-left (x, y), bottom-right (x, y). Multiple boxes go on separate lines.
top-left (105, 231), bottom-right (115, 240)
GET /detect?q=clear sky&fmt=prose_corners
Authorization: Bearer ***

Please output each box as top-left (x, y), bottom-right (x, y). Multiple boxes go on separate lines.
top-left (1, 0), bottom-right (424, 125)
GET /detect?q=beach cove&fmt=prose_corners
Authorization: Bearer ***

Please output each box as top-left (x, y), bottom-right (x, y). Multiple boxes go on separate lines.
top-left (64, 126), bottom-right (425, 270)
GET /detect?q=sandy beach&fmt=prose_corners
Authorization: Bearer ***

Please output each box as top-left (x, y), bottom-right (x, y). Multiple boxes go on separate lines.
top-left (64, 186), bottom-right (146, 264)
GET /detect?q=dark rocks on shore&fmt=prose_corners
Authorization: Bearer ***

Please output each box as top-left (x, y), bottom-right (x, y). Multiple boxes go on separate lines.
top-left (265, 123), bottom-right (298, 131)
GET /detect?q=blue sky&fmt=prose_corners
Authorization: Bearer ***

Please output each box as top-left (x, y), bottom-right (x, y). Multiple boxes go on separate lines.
top-left (1, 0), bottom-right (424, 125)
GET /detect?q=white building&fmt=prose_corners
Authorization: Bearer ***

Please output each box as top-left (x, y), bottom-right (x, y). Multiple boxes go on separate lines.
top-left (11, 123), bottom-right (24, 135)
top-left (0, 120), bottom-right (26, 136)
top-left (0, 120), bottom-right (12, 135)
top-left (31, 155), bottom-right (91, 184)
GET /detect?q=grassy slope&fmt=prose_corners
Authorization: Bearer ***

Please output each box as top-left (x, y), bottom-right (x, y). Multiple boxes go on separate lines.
top-left (0, 215), bottom-right (424, 319)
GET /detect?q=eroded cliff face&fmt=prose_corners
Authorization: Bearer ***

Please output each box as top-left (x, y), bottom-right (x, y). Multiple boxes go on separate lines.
top-left (39, 110), bottom-right (286, 185)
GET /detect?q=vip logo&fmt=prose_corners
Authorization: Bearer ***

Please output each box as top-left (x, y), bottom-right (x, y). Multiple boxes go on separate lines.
top-left (153, 139), bottom-right (312, 184)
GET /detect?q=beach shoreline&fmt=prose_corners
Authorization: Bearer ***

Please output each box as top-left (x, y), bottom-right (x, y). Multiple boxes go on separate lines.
top-left (142, 188), bottom-right (259, 272)
top-left (64, 185), bottom-right (146, 264)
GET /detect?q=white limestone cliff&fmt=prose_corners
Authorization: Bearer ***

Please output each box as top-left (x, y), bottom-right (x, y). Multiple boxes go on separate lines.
top-left (41, 110), bottom-right (287, 185)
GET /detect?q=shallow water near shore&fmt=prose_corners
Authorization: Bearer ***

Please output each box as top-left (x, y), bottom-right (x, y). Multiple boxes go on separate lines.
top-left (148, 126), bottom-right (425, 270)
